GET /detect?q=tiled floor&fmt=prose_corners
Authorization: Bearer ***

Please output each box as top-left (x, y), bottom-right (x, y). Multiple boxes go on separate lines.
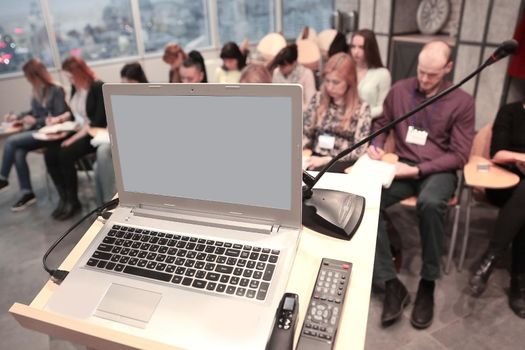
top-left (0, 152), bottom-right (523, 349)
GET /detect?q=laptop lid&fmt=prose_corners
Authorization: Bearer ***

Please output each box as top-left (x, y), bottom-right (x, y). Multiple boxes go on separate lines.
top-left (102, 83), bottom-right (303, 230)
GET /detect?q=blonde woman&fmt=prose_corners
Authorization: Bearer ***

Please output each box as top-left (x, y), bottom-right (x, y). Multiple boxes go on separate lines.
top-left (302, 53), bottom-right (371, 171)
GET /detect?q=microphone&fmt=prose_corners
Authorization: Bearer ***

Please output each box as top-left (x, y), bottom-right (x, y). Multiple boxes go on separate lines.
top-left (484, 39), bottom-right (518, 66)
top-left (302, 39), bottom-right (519, 241)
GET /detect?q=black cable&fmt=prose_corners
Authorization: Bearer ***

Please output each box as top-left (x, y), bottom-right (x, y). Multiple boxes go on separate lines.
top-left (42, 198), bottom-right (119, 284)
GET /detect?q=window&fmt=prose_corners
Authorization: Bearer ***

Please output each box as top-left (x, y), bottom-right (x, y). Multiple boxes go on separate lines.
top-left (0, 1), bottom-right (53, 74)
top-left (217, 0), bottom-right (274, 45)
top-left (139, 0), bottom-right (210, 54)
top-left (48, 0), bottom-right (138, 62)
top-left (283, 0), bottom-right (334, 39)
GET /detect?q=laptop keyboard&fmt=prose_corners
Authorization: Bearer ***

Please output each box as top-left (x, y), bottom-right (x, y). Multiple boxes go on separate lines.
top-left (86, 224), bottom-right (280, 301)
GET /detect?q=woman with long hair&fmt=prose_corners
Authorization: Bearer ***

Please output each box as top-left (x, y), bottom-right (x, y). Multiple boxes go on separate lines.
top-left (44, 56), bottom-right (106, 220)
top-left (350, 29), bottom-right (391, 119)
top-left (302, 53), bottom-right (371, 171)
top-left (0, 58), bottom-right (69, 211)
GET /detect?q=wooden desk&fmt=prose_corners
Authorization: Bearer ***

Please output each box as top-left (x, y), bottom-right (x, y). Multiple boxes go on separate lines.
top-left (10, 172), bottom-right (381, 350)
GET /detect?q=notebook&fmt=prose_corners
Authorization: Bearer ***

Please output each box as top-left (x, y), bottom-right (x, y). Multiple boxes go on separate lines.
top-left (44, 83), bottom-right (304, 350)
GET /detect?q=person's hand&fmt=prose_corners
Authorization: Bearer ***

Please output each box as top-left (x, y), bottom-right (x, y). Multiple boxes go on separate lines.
top-left (22, 115), bottom-right (37, 127)
top-left (4, 112), bottom-right (17, 122)
top-left (304, 156), bottom-right (331, 170)
top-left (367, 145), bottom-right (385, 160)
top-left (61, 136), bottom-right (76, 148)
top-left (45, 131), bottom-right (68, 141)
top-left (394, 162), bottom-right (420, 178)
top-left (45, 116), bottom-right (62, 125)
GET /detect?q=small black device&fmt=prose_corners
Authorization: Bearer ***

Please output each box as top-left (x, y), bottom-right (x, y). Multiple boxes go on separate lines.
top-left (296, 258), bottom-right (352, 350)
top-left (266, 292), bottom-right (299, 350)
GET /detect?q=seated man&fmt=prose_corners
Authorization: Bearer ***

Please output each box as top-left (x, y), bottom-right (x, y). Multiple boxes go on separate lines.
top-left (368, 40), bottom-right (475, 329)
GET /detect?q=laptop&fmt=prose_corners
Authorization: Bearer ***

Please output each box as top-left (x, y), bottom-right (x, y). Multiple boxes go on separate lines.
top-left (44, 83), bottom-right (303, 349)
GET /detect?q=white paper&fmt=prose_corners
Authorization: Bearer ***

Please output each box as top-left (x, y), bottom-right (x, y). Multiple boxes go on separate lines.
top-left (350, 154), bottom-right (396, 188)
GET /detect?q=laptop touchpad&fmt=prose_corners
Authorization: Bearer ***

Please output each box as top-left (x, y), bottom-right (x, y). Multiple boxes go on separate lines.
top-left (94, 283), bottom-right (162, 328)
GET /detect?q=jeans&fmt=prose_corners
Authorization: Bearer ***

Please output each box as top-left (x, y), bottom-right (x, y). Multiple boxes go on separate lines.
top-left (94, 143), bottom-right (116, 205)
top-left (373, 171), bottom-right (457, 283)
top-left (0, 130), bottom-right (52, 193)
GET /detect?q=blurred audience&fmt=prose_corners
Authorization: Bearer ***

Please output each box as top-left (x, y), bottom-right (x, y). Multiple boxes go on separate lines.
top-left (180, 51), bottom-right (208, 83)
top-left (239, 64), bottom-right (272, 83)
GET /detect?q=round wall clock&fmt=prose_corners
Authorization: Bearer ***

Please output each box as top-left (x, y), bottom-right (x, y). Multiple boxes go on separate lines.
top-left (416, 0), bottom-right (451, 35)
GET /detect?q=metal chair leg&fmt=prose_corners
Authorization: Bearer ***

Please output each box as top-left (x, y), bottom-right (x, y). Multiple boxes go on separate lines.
top-left (445, 203), bottom-right (461, 274)
top-left (458, 187), bottom-right (472, 272)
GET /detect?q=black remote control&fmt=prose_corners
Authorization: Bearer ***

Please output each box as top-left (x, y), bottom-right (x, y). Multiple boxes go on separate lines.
top-left (266, 292), bottom-right (299, 350)
top-left (296, 258), bottom-right (352, 350)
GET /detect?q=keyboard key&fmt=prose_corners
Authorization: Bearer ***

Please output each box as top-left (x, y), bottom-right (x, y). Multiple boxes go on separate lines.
top-left (206, 272), bottom-right (220, 281)
top-left (220, 275), bottom-right (230, 283)
top-left (226, 286), bottom-right (236, 294)
top-left (240, 278), bottom-right (249, 287)
top-left (122, 265), bottom-right (172, 281)
top-left (263, 264), bottom-right (276, 281)
top-left (230, 276), bottom-right (240, 285)
top-left (97, 260), bottom-right (107, 268)
top-left (194, 261), bottom-right (205, 269)
top-left (262, 248), bottom-right (270, 254)
top-left (192, 279), bottom-right (206, 289)
top-left (246, 289), bottom-right (256, 298)
top-left (87, 258), bottom-right (98, 266)
top-left (252, 247), bottom-right (261, 252)
top-left (233, 268), bottom-right (243, 276)
top-left (249, 280), bottom-right (259, 289)
top-left (256, 282), bottom-right (270, 300)
top-left (172, 275), bottom-right (182, 284)
top-left (216, 284), bottom-right (226, 293)
top-left (185, 268), bottom-right (196, 277)
top-left (92, 251), bottom-right (112, 260)
top-left (236, 288), bottom-right (246, 297)
top-left (204, 263), bottom-right (216, 271)
top-left (225, 249), bottom-right (240, 257)
top-left (269, 255), bottom-right (278, 263)
top-left (271, 249), bottom-right (280, 255)
top-left (195, 270), bottom-right (206, 279)
top-left (243, 270), bottom-right (253, 278)
top-left (182, 277), bottom-right (193, 286)
top-left (216, 265), bottom-right (233, 274)
top-left (103, 237), bottom-right (116, 244)
top-left (206, 282), bottom-right (217, 291)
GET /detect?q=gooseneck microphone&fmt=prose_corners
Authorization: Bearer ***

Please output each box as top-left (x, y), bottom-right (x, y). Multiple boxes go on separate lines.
top-left (302, 39), bottom-right (519, 240)
top-left (484, 39), bottom-right (518, 65)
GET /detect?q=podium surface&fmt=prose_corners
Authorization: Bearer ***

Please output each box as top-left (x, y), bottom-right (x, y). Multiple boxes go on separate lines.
top-left (10, 172), bottom-right (381, 350)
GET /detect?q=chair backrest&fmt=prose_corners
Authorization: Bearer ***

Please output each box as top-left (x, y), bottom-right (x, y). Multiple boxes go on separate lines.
top-left (470, 122), bottom-right (493, 159)
top-left (296, 39), bottom-right (321, 71)
top-left (257, 33), bottom-right (286, 62)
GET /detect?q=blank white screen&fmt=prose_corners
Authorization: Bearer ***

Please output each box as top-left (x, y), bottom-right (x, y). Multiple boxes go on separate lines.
top-left (110, 95), bottom-right (292, 210)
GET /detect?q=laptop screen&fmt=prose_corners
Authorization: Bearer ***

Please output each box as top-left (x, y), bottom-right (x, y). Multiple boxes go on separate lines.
top-left (110, 95), bottom-right (292, 210)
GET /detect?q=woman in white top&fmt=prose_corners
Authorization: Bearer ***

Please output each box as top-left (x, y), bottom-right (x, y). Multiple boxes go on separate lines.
top-left (214, 42), bottom-right (247, 83)
top-left (350, 29), bottom-right (391, 119)
top-left (269, 44), bottom-right (316, 111)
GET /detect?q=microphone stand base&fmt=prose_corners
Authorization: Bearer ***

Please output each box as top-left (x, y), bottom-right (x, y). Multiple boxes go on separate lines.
top-left (302, 188), bottom-right (365, 241)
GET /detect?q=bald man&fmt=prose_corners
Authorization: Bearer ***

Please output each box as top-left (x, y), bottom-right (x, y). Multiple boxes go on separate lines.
top-left (368, 41), bottom-right (475, 329)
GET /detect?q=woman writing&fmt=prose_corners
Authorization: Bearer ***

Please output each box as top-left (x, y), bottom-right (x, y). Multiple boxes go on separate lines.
top-left (45, 57), bottom-right (106, 220)
top-left (303, 53), bottom-right (371, 171)
top-left (0, 58), bottom-right (69, 211)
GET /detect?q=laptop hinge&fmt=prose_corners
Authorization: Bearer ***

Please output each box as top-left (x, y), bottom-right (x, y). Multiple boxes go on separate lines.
top-left (131, 205), bottom-right (276, 234)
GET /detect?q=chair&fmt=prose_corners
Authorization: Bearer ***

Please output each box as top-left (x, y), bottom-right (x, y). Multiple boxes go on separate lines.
top-left (453, 123), bottom-right (520, 271)
top-left (317, 29), bottom-right (337, 58)
top-left (256, 33), bottom-right (286, 63)
top-left (296, 39), bottom-right (321, 72)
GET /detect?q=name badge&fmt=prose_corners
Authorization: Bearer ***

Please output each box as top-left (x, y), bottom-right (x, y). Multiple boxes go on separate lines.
top-left (405, 126), bottom-right (428, 146)
top-left (318, 134), bottom-right (336, 150)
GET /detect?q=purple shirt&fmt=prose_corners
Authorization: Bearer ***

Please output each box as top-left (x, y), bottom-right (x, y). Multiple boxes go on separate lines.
top-left (372, 77), bottom-right (475, 176)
